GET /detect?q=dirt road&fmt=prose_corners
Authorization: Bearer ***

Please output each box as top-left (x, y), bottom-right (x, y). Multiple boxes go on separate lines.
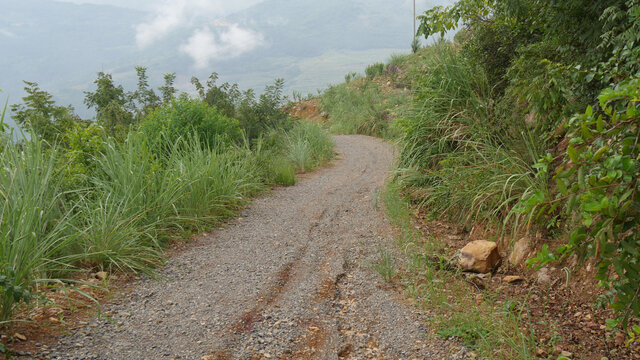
top-left (42, 135), bottom-right (459, 359)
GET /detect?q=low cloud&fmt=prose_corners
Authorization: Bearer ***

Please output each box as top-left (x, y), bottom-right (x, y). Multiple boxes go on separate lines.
top-left (180, 24), bottom-right (264, 68)
top-left (135, 0), bottom-right (264, 48)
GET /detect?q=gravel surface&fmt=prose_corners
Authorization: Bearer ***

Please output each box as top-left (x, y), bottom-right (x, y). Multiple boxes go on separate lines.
top-left (35, 135), bottom-right (464, 360)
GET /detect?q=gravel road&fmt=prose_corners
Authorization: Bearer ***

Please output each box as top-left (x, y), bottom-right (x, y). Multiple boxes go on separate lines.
top-left (38, 135), bottom-right (464, 360)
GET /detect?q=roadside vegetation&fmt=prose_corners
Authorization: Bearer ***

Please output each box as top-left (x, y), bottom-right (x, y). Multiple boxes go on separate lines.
top-left (314, 0), bottom-right (640, 357)
top-left (0, 71), bottom-right (333, 329)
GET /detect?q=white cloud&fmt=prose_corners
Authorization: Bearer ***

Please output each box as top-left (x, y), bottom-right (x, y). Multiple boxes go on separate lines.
top-left (0, 29), bottom-right (17, 38)
top-left (180, 24), bottom-right (263, 68)
top-left (134, 0), bottom-right (264, 47)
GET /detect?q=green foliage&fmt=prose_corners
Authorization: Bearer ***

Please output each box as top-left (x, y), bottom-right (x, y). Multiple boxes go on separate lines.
top-left (192, 75), bottom-right (292, 141)
top-left (365, 62), bottom-right (385, 79)
top-left (0, 139), bottom-right (75, 321)
top-left (84, 72), bottom-right (134, 139)
top-left (59, 122), bottom-right (105, 190)
top-left (159, 73), bottom-right (177, 104)
top-left (131, 66), bottom-right (160, 120)
top-left (520, 78), bottom-right (640, 326)
top-left (11, 81), bottom-right (81, 143)
top-left (321, 80), bottom-right (407, 137)
top-left (0, 67), bottom-right (335, 325)
top-left (140, 97), bottom-right (242, 156)
top-left (285, 122), bottom-right (334, 172)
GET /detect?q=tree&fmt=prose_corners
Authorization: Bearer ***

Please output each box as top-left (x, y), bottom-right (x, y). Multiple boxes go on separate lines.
top-left (131, 66), bottom-right (160, 120)
top-left (84, 72), bottom-right (134, 138)
top-left (11, 81), bottom-right (80, 143)
top-left (159, 73), bottom-right (177, 104)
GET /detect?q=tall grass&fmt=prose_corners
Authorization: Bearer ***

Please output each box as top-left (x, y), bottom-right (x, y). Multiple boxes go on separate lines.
top-left (285, 122), bottom-right (334, 172)
top-left (0, 121), bottom-right (333, 322)
top-left (0, 140), bottom-right (76, 321)
top-left (320, 81), bottom-right (407, 137)
top-left (397, 41), bottom-right (546, 228)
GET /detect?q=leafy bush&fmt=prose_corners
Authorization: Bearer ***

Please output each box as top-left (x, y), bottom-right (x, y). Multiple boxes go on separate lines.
top-left (519, 78), bottom-right (640, 326)
top-left (140, 97), bottom-right (241, 155)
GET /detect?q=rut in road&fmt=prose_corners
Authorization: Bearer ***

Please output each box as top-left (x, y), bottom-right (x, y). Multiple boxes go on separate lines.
top-left (43, 135), bottom-right (458, 360)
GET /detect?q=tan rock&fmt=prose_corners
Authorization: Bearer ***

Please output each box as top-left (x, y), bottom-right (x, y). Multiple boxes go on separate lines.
top-left (503, 275), bottom-right (524, 284)
top-left (508, 236), bottom-right (532, 266)
top-left (13, 332), bottom-right (27, 341)
top-left (560, 350), bottom-right (573, 358)
top-left (459, 240), bottom-right (500, 273)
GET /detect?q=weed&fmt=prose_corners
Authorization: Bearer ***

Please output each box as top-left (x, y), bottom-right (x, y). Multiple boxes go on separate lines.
top-left (373, 244), bottom-right (396, 282)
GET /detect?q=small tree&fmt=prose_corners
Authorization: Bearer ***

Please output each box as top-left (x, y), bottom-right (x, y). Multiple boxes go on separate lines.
top-left (159, 73), bottom-right (177, 104)
top-left (11, 81), bottom-right (79, 143)
top-left (84, 72), bottom-right (134, 139)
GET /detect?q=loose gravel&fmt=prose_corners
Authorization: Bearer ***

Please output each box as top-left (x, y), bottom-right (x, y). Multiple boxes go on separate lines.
top-left (35, 135), bottom-right (465, 360)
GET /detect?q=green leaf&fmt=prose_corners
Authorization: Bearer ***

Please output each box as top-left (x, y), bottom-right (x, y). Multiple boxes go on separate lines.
top-left (568, 144), bottom-right (580, 163)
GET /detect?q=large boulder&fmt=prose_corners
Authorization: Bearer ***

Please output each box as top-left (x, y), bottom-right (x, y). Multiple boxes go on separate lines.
top-left (459, 240), bottom-right (500, 273)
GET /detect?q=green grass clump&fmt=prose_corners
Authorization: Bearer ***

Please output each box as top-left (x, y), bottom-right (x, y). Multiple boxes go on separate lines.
top-left (365, 62), bottom-right (385, 79)
top-left (0, 121), bottom-right (332, 323)
top-left (396, 41), bottom-right (546, 227)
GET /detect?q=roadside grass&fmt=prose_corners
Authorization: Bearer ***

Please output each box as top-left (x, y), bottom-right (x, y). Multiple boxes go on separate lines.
top-left (382, 183), bottom-right (538, 359)
top-left (396, 41), bottom-right (547, 238)
top-left (0, 121), bottom-right (333, 324)
top-left (320, 68), bottom-right (410, 138)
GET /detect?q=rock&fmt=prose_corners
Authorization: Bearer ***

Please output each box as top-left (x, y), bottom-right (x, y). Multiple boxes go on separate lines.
top-left (202, 356), bottom-right (214, 360)
top-left (560, 350), bottom-right (573, 358)
top-left (14, 332), bottom-right (27, 341)
top-left (508, 237), bottom-right (531, 266)
top-left (536, 348), bottom-right (547, 356)
top-left (94, 271), bottom-right (108, 281)
top-left (537, 267), bottom-right (552, 284)
top-left (502, 275), bottom-right (524, 284)
top-left (459, 240), bottom-right (500, 273)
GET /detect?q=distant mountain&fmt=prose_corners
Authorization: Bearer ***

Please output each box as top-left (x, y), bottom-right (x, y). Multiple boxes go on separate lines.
top-left (0, 0), bottom-right (445, 122)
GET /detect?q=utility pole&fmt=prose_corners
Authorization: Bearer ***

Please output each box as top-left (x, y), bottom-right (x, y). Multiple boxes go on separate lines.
top-left (413, 0), bottom-right (416, 40)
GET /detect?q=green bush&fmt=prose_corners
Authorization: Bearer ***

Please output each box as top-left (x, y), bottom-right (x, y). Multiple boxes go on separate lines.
top-left (140, 97), bottom-right (241, 155)
top-left (518, 78), bottom-right (640, 327)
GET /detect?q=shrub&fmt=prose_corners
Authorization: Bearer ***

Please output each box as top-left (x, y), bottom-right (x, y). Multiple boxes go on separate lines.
top-left (140, 97), bottom-right (241, 156)
top-left (518, 78), bottom-right (640, 327)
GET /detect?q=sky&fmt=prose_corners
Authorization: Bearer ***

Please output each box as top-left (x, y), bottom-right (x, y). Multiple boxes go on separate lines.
top-left (54, 0), bottom-right (451, 68)
top-left (1, 0), bottom-right (454, 125)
